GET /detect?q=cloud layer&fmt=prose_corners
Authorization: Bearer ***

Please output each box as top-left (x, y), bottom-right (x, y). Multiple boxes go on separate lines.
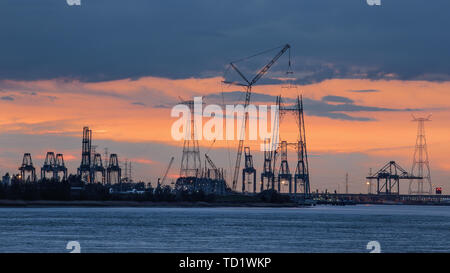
top-left (0, 75), bottom-right (449, 193)
top-left (1, 0), bottom-right (450, 83)
top-left (206, 91), bottom-right (420, 121)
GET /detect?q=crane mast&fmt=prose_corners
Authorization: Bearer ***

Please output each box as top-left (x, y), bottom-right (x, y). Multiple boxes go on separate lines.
top-left (228, 44), bottom-right (291, 191)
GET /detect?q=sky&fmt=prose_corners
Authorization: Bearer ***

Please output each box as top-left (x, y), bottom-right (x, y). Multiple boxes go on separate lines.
top-left (0, 0), bottom-right (449, 194)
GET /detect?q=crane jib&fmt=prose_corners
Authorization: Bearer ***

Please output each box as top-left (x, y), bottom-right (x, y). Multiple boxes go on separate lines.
top-left (230, 44), bottom-right (291, 191)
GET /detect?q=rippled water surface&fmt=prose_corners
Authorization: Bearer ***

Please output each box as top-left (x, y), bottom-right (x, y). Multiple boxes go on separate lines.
top-left (0, 205), bottom-right (449, 252)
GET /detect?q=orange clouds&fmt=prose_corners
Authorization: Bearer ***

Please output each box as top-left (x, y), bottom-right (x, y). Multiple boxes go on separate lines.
top-left (131, 158), bottom-right (156, 165)
top-left (0, 75), bottom-right (449, 185)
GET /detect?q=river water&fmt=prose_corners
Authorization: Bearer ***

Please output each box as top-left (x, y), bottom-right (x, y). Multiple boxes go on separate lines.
top-left (0, 205), bottom-right (448, 253)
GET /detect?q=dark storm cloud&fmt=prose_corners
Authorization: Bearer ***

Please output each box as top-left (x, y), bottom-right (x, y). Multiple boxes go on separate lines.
top-left (311, 112), bottom-right (373, 122)
top-left (303, 97), bottom-right (420, 121)
top-left (152, 104), bottom-right (171, 109)
top-left (322, 95), bottom-right (354, 104)
top-left (1, 0), bottom-right (449, 83)
top-left (1, 96), bottom-right (14, 101)
top-left (205, 91), bottom-right (419, 121)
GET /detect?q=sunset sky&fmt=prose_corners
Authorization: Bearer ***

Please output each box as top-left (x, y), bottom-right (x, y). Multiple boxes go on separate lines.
top-left (1, 0), bottom-right (449, 194)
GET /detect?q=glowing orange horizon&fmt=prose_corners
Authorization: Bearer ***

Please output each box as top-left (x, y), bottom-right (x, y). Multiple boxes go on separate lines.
top-left (0, 76), bottom-right (449, 191)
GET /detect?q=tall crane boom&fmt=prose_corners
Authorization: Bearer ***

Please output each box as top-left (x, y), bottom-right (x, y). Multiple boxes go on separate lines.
top-left (249, 45), bottom-right (291, 86)
top-left (205, 154), bottom-right (218, 174)
top-left (161, 156), bottom-right (174, 185)
top-left (229, 44), bottom-right (291, 191)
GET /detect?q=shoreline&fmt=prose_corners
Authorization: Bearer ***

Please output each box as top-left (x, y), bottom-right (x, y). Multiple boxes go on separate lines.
top-left (0, 199), bottom-right (299, 208)
top-left (1, 200), bottom-right (448, 208)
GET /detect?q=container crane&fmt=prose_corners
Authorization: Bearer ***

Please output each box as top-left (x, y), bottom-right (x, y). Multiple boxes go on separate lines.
top-left (225, 44), bottom-right (291, 191)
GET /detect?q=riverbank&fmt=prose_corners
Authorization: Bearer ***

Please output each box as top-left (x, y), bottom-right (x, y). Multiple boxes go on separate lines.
top-left (0, 199), bottom-right (298, 208)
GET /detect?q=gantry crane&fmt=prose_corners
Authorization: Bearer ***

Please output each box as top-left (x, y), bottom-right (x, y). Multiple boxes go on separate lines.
top-left (225, 44), bottom-right (291, 191)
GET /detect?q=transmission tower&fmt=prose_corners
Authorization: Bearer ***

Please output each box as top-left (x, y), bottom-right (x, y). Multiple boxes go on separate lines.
top-left (179, 99), bottom-right (201, 178)
top-left (409, 115), bottom-right (432, 194)
top-left (276, 95), bottom-right (311, 197)
top-left (293, 96), bottom-right (310, 196)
